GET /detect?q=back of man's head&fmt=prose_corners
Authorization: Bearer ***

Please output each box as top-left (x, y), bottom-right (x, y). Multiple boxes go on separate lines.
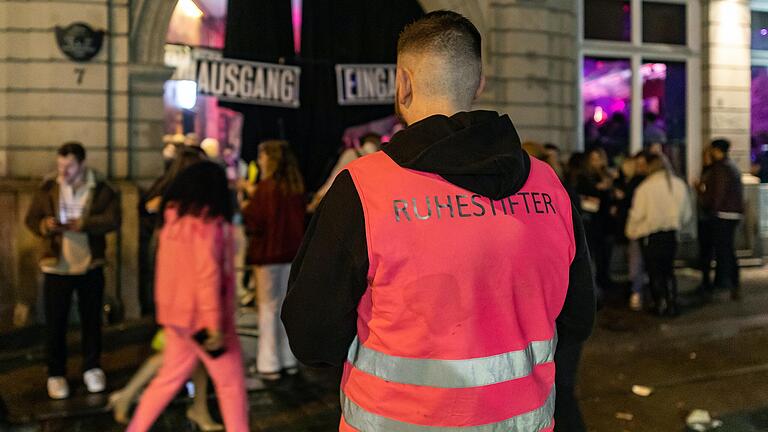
top-left (397, 11), bottom-right (482, 107)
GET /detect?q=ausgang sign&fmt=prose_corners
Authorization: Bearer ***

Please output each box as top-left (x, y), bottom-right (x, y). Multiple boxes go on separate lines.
top-left (196, 58), bottom-right (301, 108)
top-left (336, 64), bottom-right (396, 106)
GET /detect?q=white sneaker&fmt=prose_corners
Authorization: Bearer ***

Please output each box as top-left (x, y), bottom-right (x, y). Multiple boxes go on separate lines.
top-left (47, 376), bottom-right (70, 399)
top-left (83, 368), bottom-right (106, 393)
top-left (629, 293), bottom-right (642, 311)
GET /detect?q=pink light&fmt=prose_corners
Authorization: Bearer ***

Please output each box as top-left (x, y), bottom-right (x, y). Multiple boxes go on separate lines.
top-left (291, 0), bottom-right (302, 54)
top-left (593, 106), bottom-right (607, 125)
top-left (762, 28), bottom-right (768, 36)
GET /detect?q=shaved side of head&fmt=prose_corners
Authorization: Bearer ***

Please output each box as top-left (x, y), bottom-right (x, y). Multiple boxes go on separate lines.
top-left (397, 11), bottom-right (482, 107)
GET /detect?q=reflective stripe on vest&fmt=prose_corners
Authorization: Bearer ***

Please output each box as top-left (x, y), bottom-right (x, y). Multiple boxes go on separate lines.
top-left (342, 385), bottom-right (555, 432)
top-left (346, 334), bottom-right (557, 388)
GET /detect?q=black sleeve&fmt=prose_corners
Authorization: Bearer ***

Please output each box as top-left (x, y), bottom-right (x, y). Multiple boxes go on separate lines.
top-left (281, 170), bottom-right (369, 367)
top-left (556, 203), bottom-right (597, 349)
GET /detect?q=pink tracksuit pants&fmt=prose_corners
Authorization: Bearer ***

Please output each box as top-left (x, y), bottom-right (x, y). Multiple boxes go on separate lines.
top-left (127, 326), bottom-right (249, 431)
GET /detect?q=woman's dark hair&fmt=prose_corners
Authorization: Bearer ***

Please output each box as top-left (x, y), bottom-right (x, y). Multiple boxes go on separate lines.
top-left (147, 146), bottom-right (207, 199)
top-left (160, 160), bottom-right (233, 224)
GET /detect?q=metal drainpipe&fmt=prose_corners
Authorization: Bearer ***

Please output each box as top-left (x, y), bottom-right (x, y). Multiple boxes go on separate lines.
top-left (107, 0), bottom-right (114, 179)
top-left (106, 0), bottom-right (123, 322)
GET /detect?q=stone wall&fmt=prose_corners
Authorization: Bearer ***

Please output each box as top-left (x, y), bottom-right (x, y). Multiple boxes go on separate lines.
top-left (0, 0), bottom-right (136, 178)
top-left (419, 0), bottom-right (579, 150)
top-left (483, 0), bottom-right (578, 150)
top-left (702, 0), bottom-right (752, 170)
top-left (0, 179), bottom-right (141, 329)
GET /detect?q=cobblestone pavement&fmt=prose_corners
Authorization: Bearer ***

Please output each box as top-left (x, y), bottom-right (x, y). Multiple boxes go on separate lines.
top-left (1, 268), bottom-right (767, 431)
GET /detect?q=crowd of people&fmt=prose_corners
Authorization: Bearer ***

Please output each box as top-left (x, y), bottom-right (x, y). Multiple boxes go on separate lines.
top-left (24, 118), bottom-right (746, 432)
top-left (524, 137), bottom-right (743, 316)
top-left (21, 10), bottom-right (748, 432)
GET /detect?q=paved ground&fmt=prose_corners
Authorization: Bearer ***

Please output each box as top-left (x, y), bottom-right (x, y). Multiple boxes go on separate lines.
top-left (1, 267), bottom-right (768, 431)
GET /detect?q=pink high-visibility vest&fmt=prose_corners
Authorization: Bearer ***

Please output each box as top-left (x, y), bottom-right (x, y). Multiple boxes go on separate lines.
top-left (340, 151), bottom-right (575, 431)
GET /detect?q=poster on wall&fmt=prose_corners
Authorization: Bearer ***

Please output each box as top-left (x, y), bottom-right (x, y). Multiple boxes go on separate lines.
top-left (164, 44), bottom-right (301, 108)
top-left (336, 64), bottom-right (396, 106)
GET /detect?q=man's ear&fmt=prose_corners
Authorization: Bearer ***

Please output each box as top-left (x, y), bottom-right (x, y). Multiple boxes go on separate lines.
top-left (397, 66), bottom-right (413, 108)
top-left (474, 74), bottom-right (486, 101)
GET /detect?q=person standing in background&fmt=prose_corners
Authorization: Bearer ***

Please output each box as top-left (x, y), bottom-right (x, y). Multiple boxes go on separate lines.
top-left (307, 133), bottom-right (381, 213)
top-left (696, 145), bottom-right (716, 299)
top-left (577, 147), bottom-right (617, 295)
top-left (243, 140), bottom-right (305, 381)
top-left (616, 152), bottom-right (649, 311)
top-left (626, 154), bottom-right (692, 316)
top-left (699, 139), bottom-right (745, 300)
top-left (25, 142), bottom-right (121, 399)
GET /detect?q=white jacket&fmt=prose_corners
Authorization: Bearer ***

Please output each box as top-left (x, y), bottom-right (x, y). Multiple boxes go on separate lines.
top-left (626, 171), bottom-right (692, 240)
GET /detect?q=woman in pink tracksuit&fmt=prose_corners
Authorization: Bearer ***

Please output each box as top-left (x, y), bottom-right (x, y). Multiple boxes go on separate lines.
top-left (128, 161), bottom-right (249, 432)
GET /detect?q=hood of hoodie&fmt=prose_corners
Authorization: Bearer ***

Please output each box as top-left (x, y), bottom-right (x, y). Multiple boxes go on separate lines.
top-left (382, 110), bottom-right (530, 200)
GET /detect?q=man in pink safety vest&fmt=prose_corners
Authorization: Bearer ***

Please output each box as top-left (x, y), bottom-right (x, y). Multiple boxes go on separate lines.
top-left (283, 11), bottom-right (595, 431)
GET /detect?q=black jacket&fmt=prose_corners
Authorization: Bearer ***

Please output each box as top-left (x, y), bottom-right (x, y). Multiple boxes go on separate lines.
top-left (701, 159), bottom-right (744, 216)
top-left (282, 111), bottom-right (596, 367)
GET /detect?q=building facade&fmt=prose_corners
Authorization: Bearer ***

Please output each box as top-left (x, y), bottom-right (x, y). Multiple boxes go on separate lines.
top-left (0, 0), bottom-right (758, 326)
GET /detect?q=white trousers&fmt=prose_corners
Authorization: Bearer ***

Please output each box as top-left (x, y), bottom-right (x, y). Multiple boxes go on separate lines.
top-left (254, 263), bottom-right (297, 373)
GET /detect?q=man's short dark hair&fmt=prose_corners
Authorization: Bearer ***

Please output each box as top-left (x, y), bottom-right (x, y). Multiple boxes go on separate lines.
top-left (57, 141), bottom-right (86, 162)
top-left (398, 11), bottom-right (481, 59)
top-left (397, 11), bottom-right (482, 104)
top-left (711, 138), bottom-right (731, 154)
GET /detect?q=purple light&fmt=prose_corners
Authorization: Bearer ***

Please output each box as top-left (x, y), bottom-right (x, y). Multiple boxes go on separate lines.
top-left (761, 28), bottom-right (768, 36)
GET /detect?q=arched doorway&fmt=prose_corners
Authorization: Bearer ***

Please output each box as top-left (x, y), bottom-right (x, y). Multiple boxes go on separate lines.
top-left (127, 0), bottom-right (487, 185)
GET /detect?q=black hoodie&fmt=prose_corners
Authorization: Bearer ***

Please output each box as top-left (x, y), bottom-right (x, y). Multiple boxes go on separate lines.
top-left (282, 111), bottom-right (595, 367)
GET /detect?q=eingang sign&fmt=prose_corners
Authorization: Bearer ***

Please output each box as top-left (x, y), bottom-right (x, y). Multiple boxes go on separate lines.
top-left (336, 64), bottom-right (396, 106)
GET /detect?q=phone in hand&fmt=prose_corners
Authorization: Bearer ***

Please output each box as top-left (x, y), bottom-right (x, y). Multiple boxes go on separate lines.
top-left (192, 328), bottom-right (226, 358)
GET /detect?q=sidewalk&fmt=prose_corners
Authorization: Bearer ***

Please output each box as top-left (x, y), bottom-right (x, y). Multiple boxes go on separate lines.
top-left (0, 267), bottom-right (767, 431)
top-left (581, 266), bottom-right (768, 431)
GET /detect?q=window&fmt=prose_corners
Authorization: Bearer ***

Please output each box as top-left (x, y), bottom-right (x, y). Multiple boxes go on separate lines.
top-left (643, 60), bottom-right (687, 174)
top-left (643, 2), bottom-right (686, 45)
top-left (584, 0), bottom-right (631, 42)
top-left (752, 11), bottom-right (768, 51)
top-left (583, 1), bottom-right (688, 45)
top-left (583, 57), bottom-right (631, 161)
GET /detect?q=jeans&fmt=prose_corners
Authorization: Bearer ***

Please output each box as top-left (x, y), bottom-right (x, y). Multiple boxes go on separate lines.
top-left (255, 263), bottom-right (297, 373)
top-left (711, 218), bottom-right (740, 293)
top-left (43, 268), bottom-right (104, 377)
top-left (640, 231), bottom-right (677, 310)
